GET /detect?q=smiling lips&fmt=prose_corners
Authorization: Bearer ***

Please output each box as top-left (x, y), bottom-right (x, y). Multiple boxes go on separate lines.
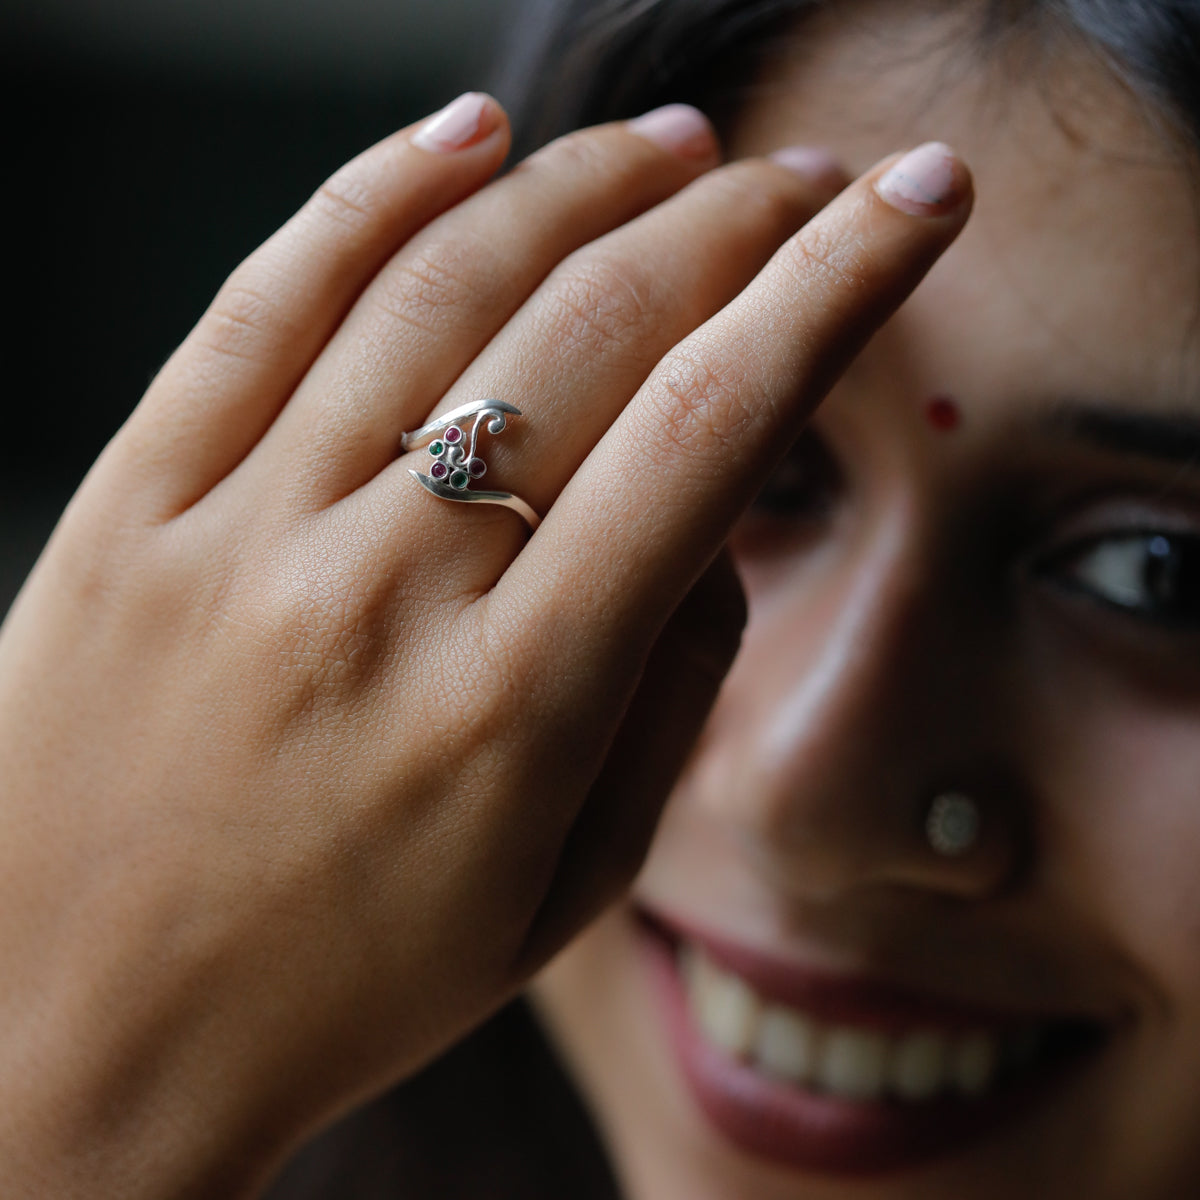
top-left (680, 939), bottom-right (1038, 1104)
top-left (637, 910), bottom-right (1109, 1175)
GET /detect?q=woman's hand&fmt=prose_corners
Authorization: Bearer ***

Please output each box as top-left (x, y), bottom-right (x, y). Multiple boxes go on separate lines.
top-left (0, 95), bottom-right (970, 1197)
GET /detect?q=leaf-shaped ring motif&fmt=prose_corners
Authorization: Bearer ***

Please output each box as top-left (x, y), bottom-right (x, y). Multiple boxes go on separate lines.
top-left (399, 398), bottom-right (541, 530)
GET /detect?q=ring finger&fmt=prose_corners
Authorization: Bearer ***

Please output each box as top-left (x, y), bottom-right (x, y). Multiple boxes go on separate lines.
top-left (255, 105), bottom-right (723, 507)
top-left (365, 149), bottom-right (847, 581)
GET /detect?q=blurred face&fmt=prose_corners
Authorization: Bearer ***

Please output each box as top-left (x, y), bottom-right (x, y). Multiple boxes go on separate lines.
top-left (532, 4), bottom-right (1200, 1198)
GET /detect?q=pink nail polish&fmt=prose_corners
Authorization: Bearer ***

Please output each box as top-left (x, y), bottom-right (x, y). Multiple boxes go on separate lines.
top-left (627, 104), bottom-right (718, 162)
top-left (875, 142), bottom-right (968, 215)
top-left (412, 93), bottom-right (496, 153)
top-left (770, 145), bottom-right (847, 192)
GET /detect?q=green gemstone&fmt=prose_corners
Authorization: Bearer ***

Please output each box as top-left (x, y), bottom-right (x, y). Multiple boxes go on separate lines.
top-left (429, 440), bottom-right (444, 456)
top-left (450, 470), bottom-right (469, 490)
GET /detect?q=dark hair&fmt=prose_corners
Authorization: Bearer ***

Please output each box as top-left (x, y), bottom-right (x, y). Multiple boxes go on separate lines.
top-left (495, 0), bottom-right (1200, 157)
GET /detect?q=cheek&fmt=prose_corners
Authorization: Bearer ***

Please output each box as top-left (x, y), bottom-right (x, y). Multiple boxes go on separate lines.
top-left (1038, 698), bottom-right (1200, 995)
top-left (1059, 709), bottom-right (1200, 1190)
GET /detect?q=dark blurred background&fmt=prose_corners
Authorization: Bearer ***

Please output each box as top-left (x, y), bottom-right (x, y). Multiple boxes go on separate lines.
top-left (1, 0), bottom-right (516, 614)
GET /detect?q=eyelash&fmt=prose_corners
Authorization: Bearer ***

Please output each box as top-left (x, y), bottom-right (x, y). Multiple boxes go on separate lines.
top-left (745, 431), bottom-right (1200, 634)
top-left (1035, 529), bottom-right (1200, 630)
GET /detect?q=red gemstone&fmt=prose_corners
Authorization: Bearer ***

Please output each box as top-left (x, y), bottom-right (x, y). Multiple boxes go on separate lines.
top-left (445, 426), bottom-right (463, 444)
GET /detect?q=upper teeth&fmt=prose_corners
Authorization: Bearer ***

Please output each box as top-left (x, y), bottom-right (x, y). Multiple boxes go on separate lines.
top-left (680, 942), bottom-right (1043, 1104)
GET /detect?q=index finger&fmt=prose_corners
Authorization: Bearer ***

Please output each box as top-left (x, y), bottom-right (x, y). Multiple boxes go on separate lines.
top-left (514, 142), bottom-right (972, 650)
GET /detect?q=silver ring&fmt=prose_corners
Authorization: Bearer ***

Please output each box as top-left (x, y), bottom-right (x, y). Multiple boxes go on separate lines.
top-left (925, 792), bottom-right (981, 856)
top-left (400, 398), bottom-right (541, 531)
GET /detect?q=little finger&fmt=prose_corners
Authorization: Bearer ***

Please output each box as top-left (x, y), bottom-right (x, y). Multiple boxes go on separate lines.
top-left (111, 94), bottom-right (510, 515)
top-left (262, 107), bottom-right (721, 506)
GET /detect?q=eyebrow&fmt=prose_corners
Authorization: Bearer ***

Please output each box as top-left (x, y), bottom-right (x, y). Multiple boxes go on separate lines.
top-left (1039, 401), bottom-right (1200, 469)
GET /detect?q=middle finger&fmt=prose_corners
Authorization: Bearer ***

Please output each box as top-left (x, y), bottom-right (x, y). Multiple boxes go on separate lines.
top-left (260, 107), bottom-right (722, 506)
top-left (367, 149), bottom-right (845, 582)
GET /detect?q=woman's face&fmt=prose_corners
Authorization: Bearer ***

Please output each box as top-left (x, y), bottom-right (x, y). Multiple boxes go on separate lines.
top-left (532, 4), bottom-right (1200, 1198)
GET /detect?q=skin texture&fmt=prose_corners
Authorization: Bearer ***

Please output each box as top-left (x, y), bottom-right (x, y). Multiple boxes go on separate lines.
top-left (531, 4), bottom-right (1200, 1199)
top-left (0, 67), bottom-right (972, 1200)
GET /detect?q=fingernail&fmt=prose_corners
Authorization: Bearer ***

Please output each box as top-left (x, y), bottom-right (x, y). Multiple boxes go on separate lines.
top-left (412, 92), bottom-right (499, 153)
top-left (770, 145), bottom-right (848, 192)
top-left (875, 142), bottom-right (968, 215)
top-left (628, 104), bottom-right (718, 162)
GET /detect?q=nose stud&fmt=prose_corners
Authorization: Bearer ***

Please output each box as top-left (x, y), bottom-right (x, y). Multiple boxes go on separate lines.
top-left (925, 792), bottom-right (981, 856)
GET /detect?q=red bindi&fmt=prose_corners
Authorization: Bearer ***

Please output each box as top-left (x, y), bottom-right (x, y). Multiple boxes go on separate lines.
top-left (924, 394), bottom-right (962, 432)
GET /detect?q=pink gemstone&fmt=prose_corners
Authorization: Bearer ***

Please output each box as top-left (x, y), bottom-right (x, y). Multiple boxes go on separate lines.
top-left (445, 426), bottom-right (463, 444)
top-left (430, 461), bottom-right (448, 479)
top-left (469, 458), bottom-right (486, 478)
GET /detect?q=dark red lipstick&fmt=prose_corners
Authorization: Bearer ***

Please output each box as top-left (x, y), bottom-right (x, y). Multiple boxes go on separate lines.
top-left (636, 909), bottom-right (1106, 1176)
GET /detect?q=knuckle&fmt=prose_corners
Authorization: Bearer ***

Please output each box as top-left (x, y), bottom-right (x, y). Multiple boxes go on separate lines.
top-left (199, 273), bottom-right (296, 364)
top-left (541, 252), bottom-right (657, 356)
top-left (310, 160), bottom-right (381, 231)
top-left (782, 223), bottom-right (873, 300)
top-left (374, 234), bottom-right (495, 337)
top-left (536, 126), bottom-right (617, 180)
top-left (643, 339), bottom-right (759, 459)
top-left (702, 160), bottom-right (811, 232)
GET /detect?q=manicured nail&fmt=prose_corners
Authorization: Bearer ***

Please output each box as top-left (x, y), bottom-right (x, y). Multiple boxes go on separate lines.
top-left (770, 145), bottom-right (848, 192)
top-left (628, 104), bottom-right (718, 162)
top-left (875, 142), bottom-right (968, 215)
top-left (412, 93), bottom-right (498, 153)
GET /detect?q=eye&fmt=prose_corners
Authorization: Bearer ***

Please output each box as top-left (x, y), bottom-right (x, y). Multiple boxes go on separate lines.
top-left (733, 430), bottom-right (843, 554)
top-left (1039, 530), bottom-right (1200, 628)
top-left (748, 429), bottom-right (842, 521)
